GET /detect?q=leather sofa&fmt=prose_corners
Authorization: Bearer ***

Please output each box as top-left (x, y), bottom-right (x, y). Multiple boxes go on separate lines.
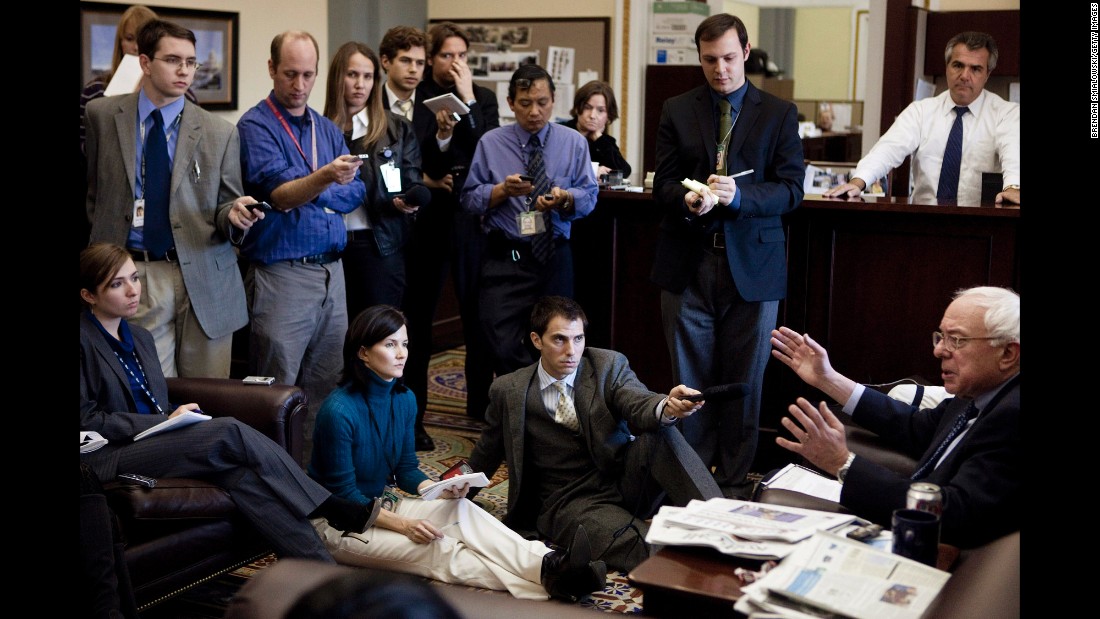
top-left (104, 377), bottom-right (308, 611)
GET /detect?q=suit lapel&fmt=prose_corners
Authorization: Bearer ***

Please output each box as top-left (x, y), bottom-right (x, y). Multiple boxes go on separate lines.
top-left (574, 356), bottom-right (597, 432)
top-left (507, 365), bottom-right (538, 483)
top-left (692, 88), bottom-right (718, 176)
top-left (727, 81), bottom-right (762, 167)
top-left (171, 101), bottom-right (201, 197)
top-left (113, 94), bottom-right (140, 193)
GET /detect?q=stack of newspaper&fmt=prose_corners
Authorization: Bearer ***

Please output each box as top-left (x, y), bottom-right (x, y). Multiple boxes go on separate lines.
top-left (645, 497), bottom-right (860, 560)
top-left (734, 530), bottom-right (951, 619)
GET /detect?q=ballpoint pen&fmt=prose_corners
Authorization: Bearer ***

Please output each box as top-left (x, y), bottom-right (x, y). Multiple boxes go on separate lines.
top-left (193, 160), bottom-right (201, 182)
top-left (729, 168), bottom-right (754, 179)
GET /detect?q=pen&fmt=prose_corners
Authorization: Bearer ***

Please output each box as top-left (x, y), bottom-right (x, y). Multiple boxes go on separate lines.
top-left (193, 160), bottom-right (201, 182)
top-left (441, 521), bottom-right (460, 529)
top-left (729, 169), bottom-right (754, 179)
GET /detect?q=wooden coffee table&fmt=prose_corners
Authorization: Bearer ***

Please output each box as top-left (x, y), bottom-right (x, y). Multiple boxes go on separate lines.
top-left (627, 546), bottom-right (765, 617)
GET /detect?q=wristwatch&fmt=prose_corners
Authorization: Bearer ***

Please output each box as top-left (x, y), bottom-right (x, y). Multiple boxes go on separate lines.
top-left (465, 98), bottom-right (477, 107)
top-left (836, 452), bottom-right (856, 483)
top-left (1002, 184), bottom-right (1020, 192)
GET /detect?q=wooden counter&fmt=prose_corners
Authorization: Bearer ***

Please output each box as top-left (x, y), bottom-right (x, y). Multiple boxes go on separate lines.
top-left (571, 190), bottom-right (1020, 470)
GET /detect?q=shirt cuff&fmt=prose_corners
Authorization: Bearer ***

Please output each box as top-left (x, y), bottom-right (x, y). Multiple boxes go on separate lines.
top-left (842, 384), bottom-right (866, 415)
top-left (656, 398), bottom-right (677, 425)
top-left (437, 135), bottom-right (453, 151)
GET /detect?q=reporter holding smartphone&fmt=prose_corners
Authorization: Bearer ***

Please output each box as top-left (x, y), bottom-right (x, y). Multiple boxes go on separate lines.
top-left (323, 41), bottom-right (428, 320)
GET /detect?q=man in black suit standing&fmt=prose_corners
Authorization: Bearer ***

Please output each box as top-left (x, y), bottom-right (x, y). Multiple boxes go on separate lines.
top-left (769, 286), bottom-right (1020, 548)
top-left (650, 13), bottom-right (805, 499)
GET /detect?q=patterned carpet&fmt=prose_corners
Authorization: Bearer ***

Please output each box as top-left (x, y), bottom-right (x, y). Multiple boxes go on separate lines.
top-left (143, 348), bottom-right (644, 617)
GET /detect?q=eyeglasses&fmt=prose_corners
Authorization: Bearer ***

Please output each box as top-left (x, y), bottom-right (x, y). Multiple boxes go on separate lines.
top-left (152, 56), bottom-right (202, 71)
top-left (931, 331), bottom-right (997, 352)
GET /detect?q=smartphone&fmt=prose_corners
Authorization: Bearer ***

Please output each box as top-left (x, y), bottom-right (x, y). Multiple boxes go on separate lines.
top-left (518, 174), bottom-right (534, 183)
top-left (243, 376), bottom-right (275, 385)
top-left (681, 392), bottom-right (706, 402)
top-left (846, 523), bottom-right (883, 542)
top-left (252, 201), bottom-right (272, 212)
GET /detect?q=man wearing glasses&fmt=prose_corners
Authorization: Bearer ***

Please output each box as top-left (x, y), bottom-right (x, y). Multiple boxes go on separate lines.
top-left (85, 19), bottom-right (262, 380)
top-left (768, 286), bottom-right (1020, 549)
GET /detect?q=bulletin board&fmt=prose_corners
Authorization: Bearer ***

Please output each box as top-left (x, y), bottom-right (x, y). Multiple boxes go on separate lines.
top-left (429, 18), bottom-right (610, 121)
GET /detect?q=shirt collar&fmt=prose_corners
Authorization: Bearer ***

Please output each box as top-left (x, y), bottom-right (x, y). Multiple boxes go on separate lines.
top-left (351, 107), bottom-right (369, 141)
top-left (537, 358), bottom-right (577, 391)
top-left (516, 122), bottom-right (553, 150)
top-left (385, 83), bottom-right (414, 107)
top-left (972, 371), bottom-right (1019, 413)
top-left (709, 80), bottom-right (749, 113)
top-left (944, 89), bottom-right (986, 117)
top-left (137, 90), bottom-right (186, 129)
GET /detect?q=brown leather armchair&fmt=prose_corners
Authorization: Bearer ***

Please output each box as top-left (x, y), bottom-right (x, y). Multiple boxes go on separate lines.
top-left (104, 377), bottom-right (307, 611)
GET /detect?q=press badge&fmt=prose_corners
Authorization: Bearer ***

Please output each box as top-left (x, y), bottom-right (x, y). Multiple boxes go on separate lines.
top-left (517, 211), bottom-right (546, 237)
top-left (133, 199), bottom-right (146, 227)
top-left (380, 486), bottom-right (402, 512)
top-left (381, 161), bottom-right (402, 193)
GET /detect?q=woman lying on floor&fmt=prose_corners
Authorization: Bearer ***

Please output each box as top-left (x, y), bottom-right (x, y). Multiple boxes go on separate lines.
top-left (308, 304), bottom-right (605, 601)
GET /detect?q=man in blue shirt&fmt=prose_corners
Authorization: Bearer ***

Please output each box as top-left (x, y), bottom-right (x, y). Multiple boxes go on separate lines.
top-left (460, 64), bottom-right (598, 377)
top-left (237, 30), bottom-right (366, 466)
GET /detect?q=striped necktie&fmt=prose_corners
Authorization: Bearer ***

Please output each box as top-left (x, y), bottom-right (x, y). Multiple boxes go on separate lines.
top-left (936, 106), bottom-right (968, 203)
top-left (911, 400), bottom-right (979, 479)
top-left (527, 135), bottom-right (554, 264)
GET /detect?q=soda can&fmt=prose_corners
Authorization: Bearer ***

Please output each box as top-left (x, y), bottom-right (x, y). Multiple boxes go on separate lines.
top-left (906, 482), bottom-right (943, 516)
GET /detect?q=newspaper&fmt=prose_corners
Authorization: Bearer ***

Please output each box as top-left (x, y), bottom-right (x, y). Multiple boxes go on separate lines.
top-left (645, 505), bottom-right (799, 560)
top-left (735, 531), bottom-right (950, 619)
top-left (664, 498), bottom-right (858, 544)
top-left (761, 463), bottom-right (843, 503)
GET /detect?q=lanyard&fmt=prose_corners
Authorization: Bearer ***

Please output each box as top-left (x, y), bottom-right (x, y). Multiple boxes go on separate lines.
top-left (264, 95), bottom-right (318, 171)
top-left (112, 349), bottom-right (164, 414)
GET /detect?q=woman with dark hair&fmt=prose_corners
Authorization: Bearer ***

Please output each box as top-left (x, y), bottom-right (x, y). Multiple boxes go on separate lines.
top-left (324, 42), bottom-right (428, 316)
top-left (308, 305), bottom-right (606, 601)
top-left (562, 80), bottom-right (631, 180)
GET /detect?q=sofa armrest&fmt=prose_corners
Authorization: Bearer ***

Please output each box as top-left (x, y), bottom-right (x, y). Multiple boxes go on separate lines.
top-left (166, 377), bottom-right (307, 463)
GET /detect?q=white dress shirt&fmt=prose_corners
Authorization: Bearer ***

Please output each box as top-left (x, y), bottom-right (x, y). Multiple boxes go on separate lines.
top-left (852, 89), bottom-right (1020, 206)
top-left (344, 108), bottom-right (371, 232)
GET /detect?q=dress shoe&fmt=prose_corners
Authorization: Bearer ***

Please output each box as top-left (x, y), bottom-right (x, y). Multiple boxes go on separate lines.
top-left (541, 525), bottom-right (608, 602)
top-left (415, 428), bottom-right (435, 451)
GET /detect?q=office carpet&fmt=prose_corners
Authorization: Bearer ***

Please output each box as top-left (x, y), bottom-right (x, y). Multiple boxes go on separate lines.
top-left (141, 348), bottom-right (644, 617)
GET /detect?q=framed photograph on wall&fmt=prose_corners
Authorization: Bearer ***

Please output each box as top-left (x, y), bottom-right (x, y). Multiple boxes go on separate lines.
top-left (79, 2), bottom-right (239, 110)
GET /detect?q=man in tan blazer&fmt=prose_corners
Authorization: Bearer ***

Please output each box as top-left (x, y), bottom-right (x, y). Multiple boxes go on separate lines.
top-left (85, 19), bottom-right (265, 378)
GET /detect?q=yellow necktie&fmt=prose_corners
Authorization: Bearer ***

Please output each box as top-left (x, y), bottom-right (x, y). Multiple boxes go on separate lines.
top-left (554, 381), bottom-right (579, 432)
top-left (397, 99), bottom-right (412, 121)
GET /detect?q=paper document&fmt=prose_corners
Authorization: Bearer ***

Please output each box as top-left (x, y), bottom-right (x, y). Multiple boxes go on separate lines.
top-left (664, 498), bottom-right (857, 544)
top-left (645, 505), bottom-right (798, 560)
top-left (104, 54), bottom-right (144, 96)
top-left (419, 471), bottom-right (489, 500)
top-left (133, 410), bottom-right (211, 441)
top-left (735, 531), bottom-right (950, 619)
top-left (761, 463), bottom-right (843, 503)
top-left (422, 93), bottom-right (470, 117)
top-left (80, 431), bottom-right (108, 453)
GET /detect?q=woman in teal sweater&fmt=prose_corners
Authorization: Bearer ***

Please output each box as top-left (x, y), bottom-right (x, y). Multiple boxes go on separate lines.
top-left (308, 305), bottom-right (604, 601)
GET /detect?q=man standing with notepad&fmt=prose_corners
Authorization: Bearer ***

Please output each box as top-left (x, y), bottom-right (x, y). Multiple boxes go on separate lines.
top-left (650, 13), bottom-right (805, 501)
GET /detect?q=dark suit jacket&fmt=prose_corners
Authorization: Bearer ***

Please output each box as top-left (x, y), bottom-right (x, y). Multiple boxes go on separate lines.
top-left (841, 379), bottom-right (1021, 548)
top-left (79, 312), bottom-right (172, 480)
top-left (650, 80), bottom-right (804, 300)
top-left (413, 79), bottom-right (500, 183)
top-left (84, 93), bottom-right (248, 340)
top-left (468, 348), bottom-right (665, 532)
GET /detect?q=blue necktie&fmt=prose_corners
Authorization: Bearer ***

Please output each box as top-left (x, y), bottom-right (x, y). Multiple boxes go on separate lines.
top-left (527, 135), bottom-right (554, 264)
top-left (936, 106), bottom-right (968, 203)
top-left (911, 400), bottom-right (979, 480)
top-left (143, 109), bottom-right (173, 256)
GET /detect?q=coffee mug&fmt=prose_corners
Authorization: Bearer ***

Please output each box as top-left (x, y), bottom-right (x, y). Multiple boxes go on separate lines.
top-left (891, 508), bottom-right (940, 567)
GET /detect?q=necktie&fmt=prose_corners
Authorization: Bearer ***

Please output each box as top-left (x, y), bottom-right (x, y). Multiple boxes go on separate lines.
top-left (716, 98), bottom-right (734, 174)
top-left (911, 400), bottom-right (979, 479)
top-left (397, 99), bottom-right (412, 121)
top-left (527, 135), bottom-right (554, 264)
top-left (553, 381), bottom-right (579, 432)
top-left (936, 106), bottom-right (968, 203)
top-left (143, 109), bottom-right (173, 256)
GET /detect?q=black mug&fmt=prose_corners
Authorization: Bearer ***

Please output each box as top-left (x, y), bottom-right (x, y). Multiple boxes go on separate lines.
top-left (891, 508), bottom-right (940, 567)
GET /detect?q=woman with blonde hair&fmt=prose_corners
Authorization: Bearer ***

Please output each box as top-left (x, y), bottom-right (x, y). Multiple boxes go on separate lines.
top-left (324, 42), bottom-right (429, 318)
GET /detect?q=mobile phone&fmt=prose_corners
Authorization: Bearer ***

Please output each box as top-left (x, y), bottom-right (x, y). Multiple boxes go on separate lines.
top-left (118, 473), bottom-right (158, 488)
top-left (518, 174), bottom-right (534, 182)
top-left (543, 193), bottom-right (555, 200)
top-left (846, 523), bottom-right (883, 542)
top-left (252, 201), bottom-right (272, 212)
top-left (243, 376), bottom-right (275, 385)
top-left (441, 460), bottom-right (474, 480)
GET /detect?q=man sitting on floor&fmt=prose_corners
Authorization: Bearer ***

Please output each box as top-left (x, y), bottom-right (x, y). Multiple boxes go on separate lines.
top-left (468, 296), bottom-right (723, 572)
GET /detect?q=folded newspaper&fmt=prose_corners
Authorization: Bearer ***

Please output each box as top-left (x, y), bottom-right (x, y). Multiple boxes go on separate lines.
top-left (645, 505), bottom-right (799, 560)
top-left (734, 530), bottom-right (951, 619)
top-left (663, 498), bottom-right (859, 544)
top-left (80, 431), bottom-right (108, 453)
top-left (419, 471), bottom-right (489, 500)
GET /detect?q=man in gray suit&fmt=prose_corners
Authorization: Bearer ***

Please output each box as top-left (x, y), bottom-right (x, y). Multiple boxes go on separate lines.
top-left (86, 19), bottom-right (265, 379)
top-left (468, 296), bottom-right (722, 573)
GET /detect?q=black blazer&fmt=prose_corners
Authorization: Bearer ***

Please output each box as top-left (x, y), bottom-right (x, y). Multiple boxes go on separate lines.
top-left (841, 379), bottom-right (1021, 548)
top-left (649, 80), bottom-right (804, 300)
top-left (560, 118), bottom-right (632, 179)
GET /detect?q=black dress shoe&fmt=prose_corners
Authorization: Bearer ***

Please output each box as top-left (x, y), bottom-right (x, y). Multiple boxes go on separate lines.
top-left (542, 526), bottom-right (607, 602)
top-left (415, 428), bottom-right (435, 451)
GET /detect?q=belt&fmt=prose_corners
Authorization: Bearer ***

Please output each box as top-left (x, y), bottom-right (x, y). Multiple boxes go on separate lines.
top-left (291, 251), bottom-right (340, 265)
top-left (702, 233), bottom-right (725, 255)
top-left (128, 247), bottom-right (178, 263)
top-left (486, 231), bottom-right (565, 262)
top-left (347, 229), bottom-right (373, 242)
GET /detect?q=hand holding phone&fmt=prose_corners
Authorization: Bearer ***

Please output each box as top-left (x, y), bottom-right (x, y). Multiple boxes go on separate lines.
top-left (518, 174), bottom-right (534, 183)
top-left (252, 201), bottom-right (272, 213)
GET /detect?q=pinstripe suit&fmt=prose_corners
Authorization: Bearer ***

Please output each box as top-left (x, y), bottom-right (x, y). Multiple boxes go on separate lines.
top-left (85, 92), bottom-right (248, 378)
top-left (79, 312), bottom-right (333, 561)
